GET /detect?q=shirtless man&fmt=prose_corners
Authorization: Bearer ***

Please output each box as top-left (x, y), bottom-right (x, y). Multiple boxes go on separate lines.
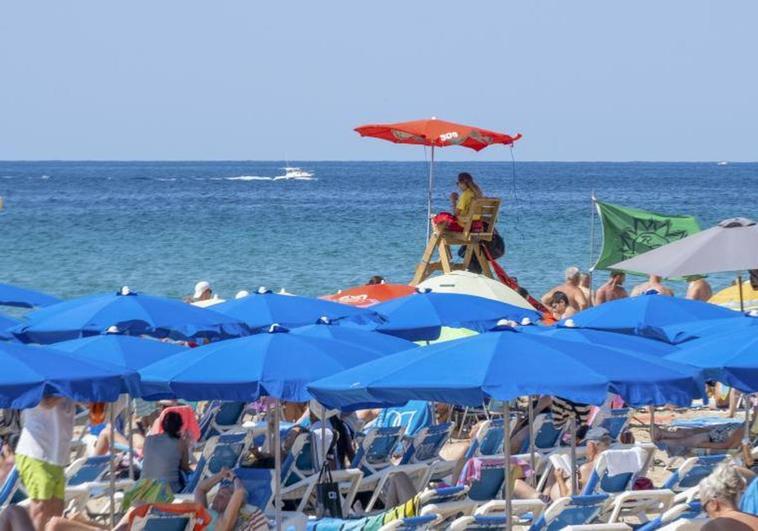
top-left (686, 275), bottom-right (713, 301)
top-left (594, 271), bottom-right (628, 305)
top-left (630, 275), bottom-right (674, 296)
top-left (541, 267), bottom-right (589, 311)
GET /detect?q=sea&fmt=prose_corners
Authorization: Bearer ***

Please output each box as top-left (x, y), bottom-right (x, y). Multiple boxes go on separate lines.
top-left (0, 161), bottom-right (755, 305)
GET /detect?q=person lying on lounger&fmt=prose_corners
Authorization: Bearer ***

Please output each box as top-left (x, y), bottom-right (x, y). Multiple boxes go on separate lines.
top-left (652, 422), bottom-right (745, 451)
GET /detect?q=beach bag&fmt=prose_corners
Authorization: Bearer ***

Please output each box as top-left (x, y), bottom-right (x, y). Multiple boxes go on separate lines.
top-left (0, 409), bottom-right (20, 439)
top-left (486, 230), bottom-right (506, 260)
top-left (121, 478), bottom-right (174, 511)
top-left (316, 461), bottom-right (343, 518)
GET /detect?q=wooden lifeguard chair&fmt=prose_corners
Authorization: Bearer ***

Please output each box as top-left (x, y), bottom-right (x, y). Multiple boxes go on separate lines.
top-left (411, 197), bottom-right (501, 286)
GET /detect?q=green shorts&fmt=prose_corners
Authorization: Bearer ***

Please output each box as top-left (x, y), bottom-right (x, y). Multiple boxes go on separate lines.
top-left (16, 454), bottom-right (65, 501)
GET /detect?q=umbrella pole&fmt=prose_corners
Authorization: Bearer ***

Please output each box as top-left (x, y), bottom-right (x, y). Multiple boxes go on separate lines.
top-left (503, 402), bottom-right (512, 531)
top-left (528, 396), bottom-right (536, 488)
top-left (320, 405), bottom-right (327, 516)
top-left (649, 406), bottom-right (656, 440)
top-left (274, 401), bottom-right (282, 531)
top-left (426, 145), bottom-right (435, 242)
top-left (570, 413), bottom-right (578, 496)
top-left (588, 193), bottom-right (597, 307)
top-left (738, 274), bottom-right (745, 312)
top-left (127, 399), bottom-right (134, 481)
top-left (108, 405), bottom-right (116, 528)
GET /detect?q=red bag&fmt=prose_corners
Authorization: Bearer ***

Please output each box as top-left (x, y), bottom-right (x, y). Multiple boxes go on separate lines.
top-left (633, 477), bottom-right (654, 490)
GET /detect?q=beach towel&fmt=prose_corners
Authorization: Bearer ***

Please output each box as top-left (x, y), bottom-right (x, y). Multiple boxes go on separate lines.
top-left (457, 456), bottom-right (531, 486)
top-left (121, 478), bottom-right (174, 511)
top-left (128, 502), bottom-right (211, 531)
top-left (604, 447), bottom-right (646, 477)
top-left (381, 494), bottom-right (420, 525)
top-left (152, 405), bottom-right (201, 442)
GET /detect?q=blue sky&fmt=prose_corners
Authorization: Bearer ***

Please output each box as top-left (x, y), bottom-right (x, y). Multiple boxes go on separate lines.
top-left (0, 1), bottom-right (755, 161)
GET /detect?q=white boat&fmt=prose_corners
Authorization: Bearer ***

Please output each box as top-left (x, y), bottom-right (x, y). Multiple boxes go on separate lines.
top-left (717, 161), bottom-right (729, 166)
top-left (275, 166), bottom-right (314, 180)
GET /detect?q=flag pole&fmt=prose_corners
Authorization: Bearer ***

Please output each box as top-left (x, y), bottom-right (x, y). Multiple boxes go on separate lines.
top-left (588, 193), bottom-right (597, 306)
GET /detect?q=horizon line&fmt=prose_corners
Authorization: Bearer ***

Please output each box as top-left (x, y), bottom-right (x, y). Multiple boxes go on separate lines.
top-left (0, 159), bottom-right (753, 164)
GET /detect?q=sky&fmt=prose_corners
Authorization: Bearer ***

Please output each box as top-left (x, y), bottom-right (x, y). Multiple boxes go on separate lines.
top-left (0, 1), bottom-right (756, 161)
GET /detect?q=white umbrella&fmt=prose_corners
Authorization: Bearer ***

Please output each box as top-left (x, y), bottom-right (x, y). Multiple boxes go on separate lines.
top-left (610, 217), bottom-right (758, 311)
top-left (417, 270), bottom-right (535, 310)
top-left (610, 218), bottom-right (758, 277)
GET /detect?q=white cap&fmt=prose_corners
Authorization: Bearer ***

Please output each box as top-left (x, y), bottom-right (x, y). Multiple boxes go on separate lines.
top-left (748, 310), bottom-right (758, 318)
top-left (257, 286), bottom-right (271, 294)
top-left (194, 281), bottom-right (211, 299)
top-left (105, 325), bottom-right (120, 334)
top-left (564, 318), bottom-right (577, 328)
top-left (520, 317), bottom-right (533, 326)
top-left (309, 399), bottom-right (339, 420)
top-left (235, 290), bottom-right (250, 299)
top-left (120, 286), bottom-right (131, 296)
top-left (496, 318), bottom-right (517, 328)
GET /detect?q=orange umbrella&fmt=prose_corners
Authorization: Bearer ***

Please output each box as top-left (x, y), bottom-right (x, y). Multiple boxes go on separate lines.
top-left (354, 117), bottom-right (522, 237)
top-left (321, 283), bottom-right (415, 308)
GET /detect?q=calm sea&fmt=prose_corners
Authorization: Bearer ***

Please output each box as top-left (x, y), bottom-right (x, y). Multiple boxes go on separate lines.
top-left (0, 161), bottom-right (755, 304)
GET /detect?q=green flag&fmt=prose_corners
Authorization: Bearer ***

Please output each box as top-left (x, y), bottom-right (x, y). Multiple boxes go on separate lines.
top-left (593, 200), bottom-right (700, 271)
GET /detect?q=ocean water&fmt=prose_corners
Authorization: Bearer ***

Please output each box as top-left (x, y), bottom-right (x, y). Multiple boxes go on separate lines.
top-left (0, 161), bottom-right (755, 304)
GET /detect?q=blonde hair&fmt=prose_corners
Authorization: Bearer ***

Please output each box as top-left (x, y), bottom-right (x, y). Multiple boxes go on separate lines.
top-left (457, 172), bottom-right (482, 198)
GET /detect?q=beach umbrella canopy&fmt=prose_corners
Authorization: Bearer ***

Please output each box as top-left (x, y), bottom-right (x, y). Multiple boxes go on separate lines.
top-left (610, 217), bottom-right (758, 277)
top-left (291, 319), bottom-right (417, 354)
top-left (0, 341), bottom-right (140, 409)
top-left (320, 283), bottom-right (415, 308)
top-left (657, 313), bottom-right (758, 345)
top-left (564, 293), bottom-right (738, 341)
top-left (139, 325), bottom-right (394, 402)
top-left (355, 118), bottom-right (522, 151)
top-left (53, 335), bottom-right (187, 370)
top-left (710, 281), bottom-right (758, 312)
top-left (212, 288), bottom-right (376, 332)
top-left (418, 271), bottom-right (535, 310)
top-left (666, 328), bottom-right (758, 392)
top-left (11, 287), bottom-right (246, 344)
top-left (354, 117), bottom-right (522, 238)
top-left (520, 325), bottom-right (678, 357)
top-left (0, 312), bottom-right (20, 339)
top-left (310, 327), bottom-right (704, 409)
top-left (371, 292), bottom-right (540, 341)
top-left (0, 282), bottom-right (60, 308)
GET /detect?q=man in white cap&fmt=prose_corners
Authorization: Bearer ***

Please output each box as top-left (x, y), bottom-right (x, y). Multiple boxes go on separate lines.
top-left (190, 281), bottom-right (212, 303)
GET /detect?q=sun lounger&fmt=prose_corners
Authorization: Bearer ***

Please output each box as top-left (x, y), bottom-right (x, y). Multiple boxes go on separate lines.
top-left (660, 455), bottom-right (728, 493)
top-left (127, 502), bottom-right (212, 531)
top-left (180, 431), bottom-right (253, 495)
top-left (605, 489), bottom-right (675, 526)
top-left (582, 446), bottom-right (655, 497)
top-left (198, 400), bottom-right (247, 440)
top-left (398, 422), bottom-right (455, 482)
top-left (349, 427), bottom-right (429, 512)
top-left (378, 513), bottom-right (442, 530)
top-left (64, 455), bottom-right (136, 513)
top-left (464, 419), bottom-right (507, 460)
top-left (517, 413), bottom-right (565, 455)
top-left (598, 409), bottom-right (631, 442)
top-left (528, 494), bottom-right (610, 530)
top-left (636, 501), bottom-right (703, 531)
top-left (236, 465), bottom-right (363, 516)
top-left (0, 467), bottom-right (22, 508)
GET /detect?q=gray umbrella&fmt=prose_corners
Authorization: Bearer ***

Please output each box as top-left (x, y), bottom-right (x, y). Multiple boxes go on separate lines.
top-left (610, 217), bottom-right (758, 277)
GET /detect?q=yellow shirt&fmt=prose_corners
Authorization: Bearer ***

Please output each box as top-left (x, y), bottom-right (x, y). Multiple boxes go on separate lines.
top-left (456, 189), bottom-right (475, 216)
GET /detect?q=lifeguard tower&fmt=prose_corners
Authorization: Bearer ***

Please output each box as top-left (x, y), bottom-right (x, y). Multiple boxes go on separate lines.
top-left (411, 197), bottom-right (501, 286)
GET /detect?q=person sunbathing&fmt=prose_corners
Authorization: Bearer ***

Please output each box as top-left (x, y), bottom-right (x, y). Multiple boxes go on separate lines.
top-left (195, 468), bottom-right (252, 531)
top-left (652, 422), bottom-right (745, 451)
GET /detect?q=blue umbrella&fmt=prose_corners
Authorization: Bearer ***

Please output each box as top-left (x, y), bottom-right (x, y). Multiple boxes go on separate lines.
top-left (0, 312), bottom-right (20, 339)
top-left (657, 314), bottom-right (758, 345)
top-left (139, 325), bottom-right (394, 402)
top-left (212, 289), bottom-right (376, 332)
top-left (54, 335), bottom-right (187, 370)
top-left (520, 325), bottom-right (679, 357)
top-left (0, 282), bottom-right (60, 309)
top-left (0, 341), bottom-right (140, 409)
top-left (371, 292), bottom-right (541, 341)
top-left (11, 287), bottom-right (247, 344)
top-left (564, 293), bottom-right (737, 341)
top-left (666, 328), bottom-right (758, 392)
top-left (308, 327), bottom-right (704, 410)
top-left (291, 318), bottom-right (417, 354)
